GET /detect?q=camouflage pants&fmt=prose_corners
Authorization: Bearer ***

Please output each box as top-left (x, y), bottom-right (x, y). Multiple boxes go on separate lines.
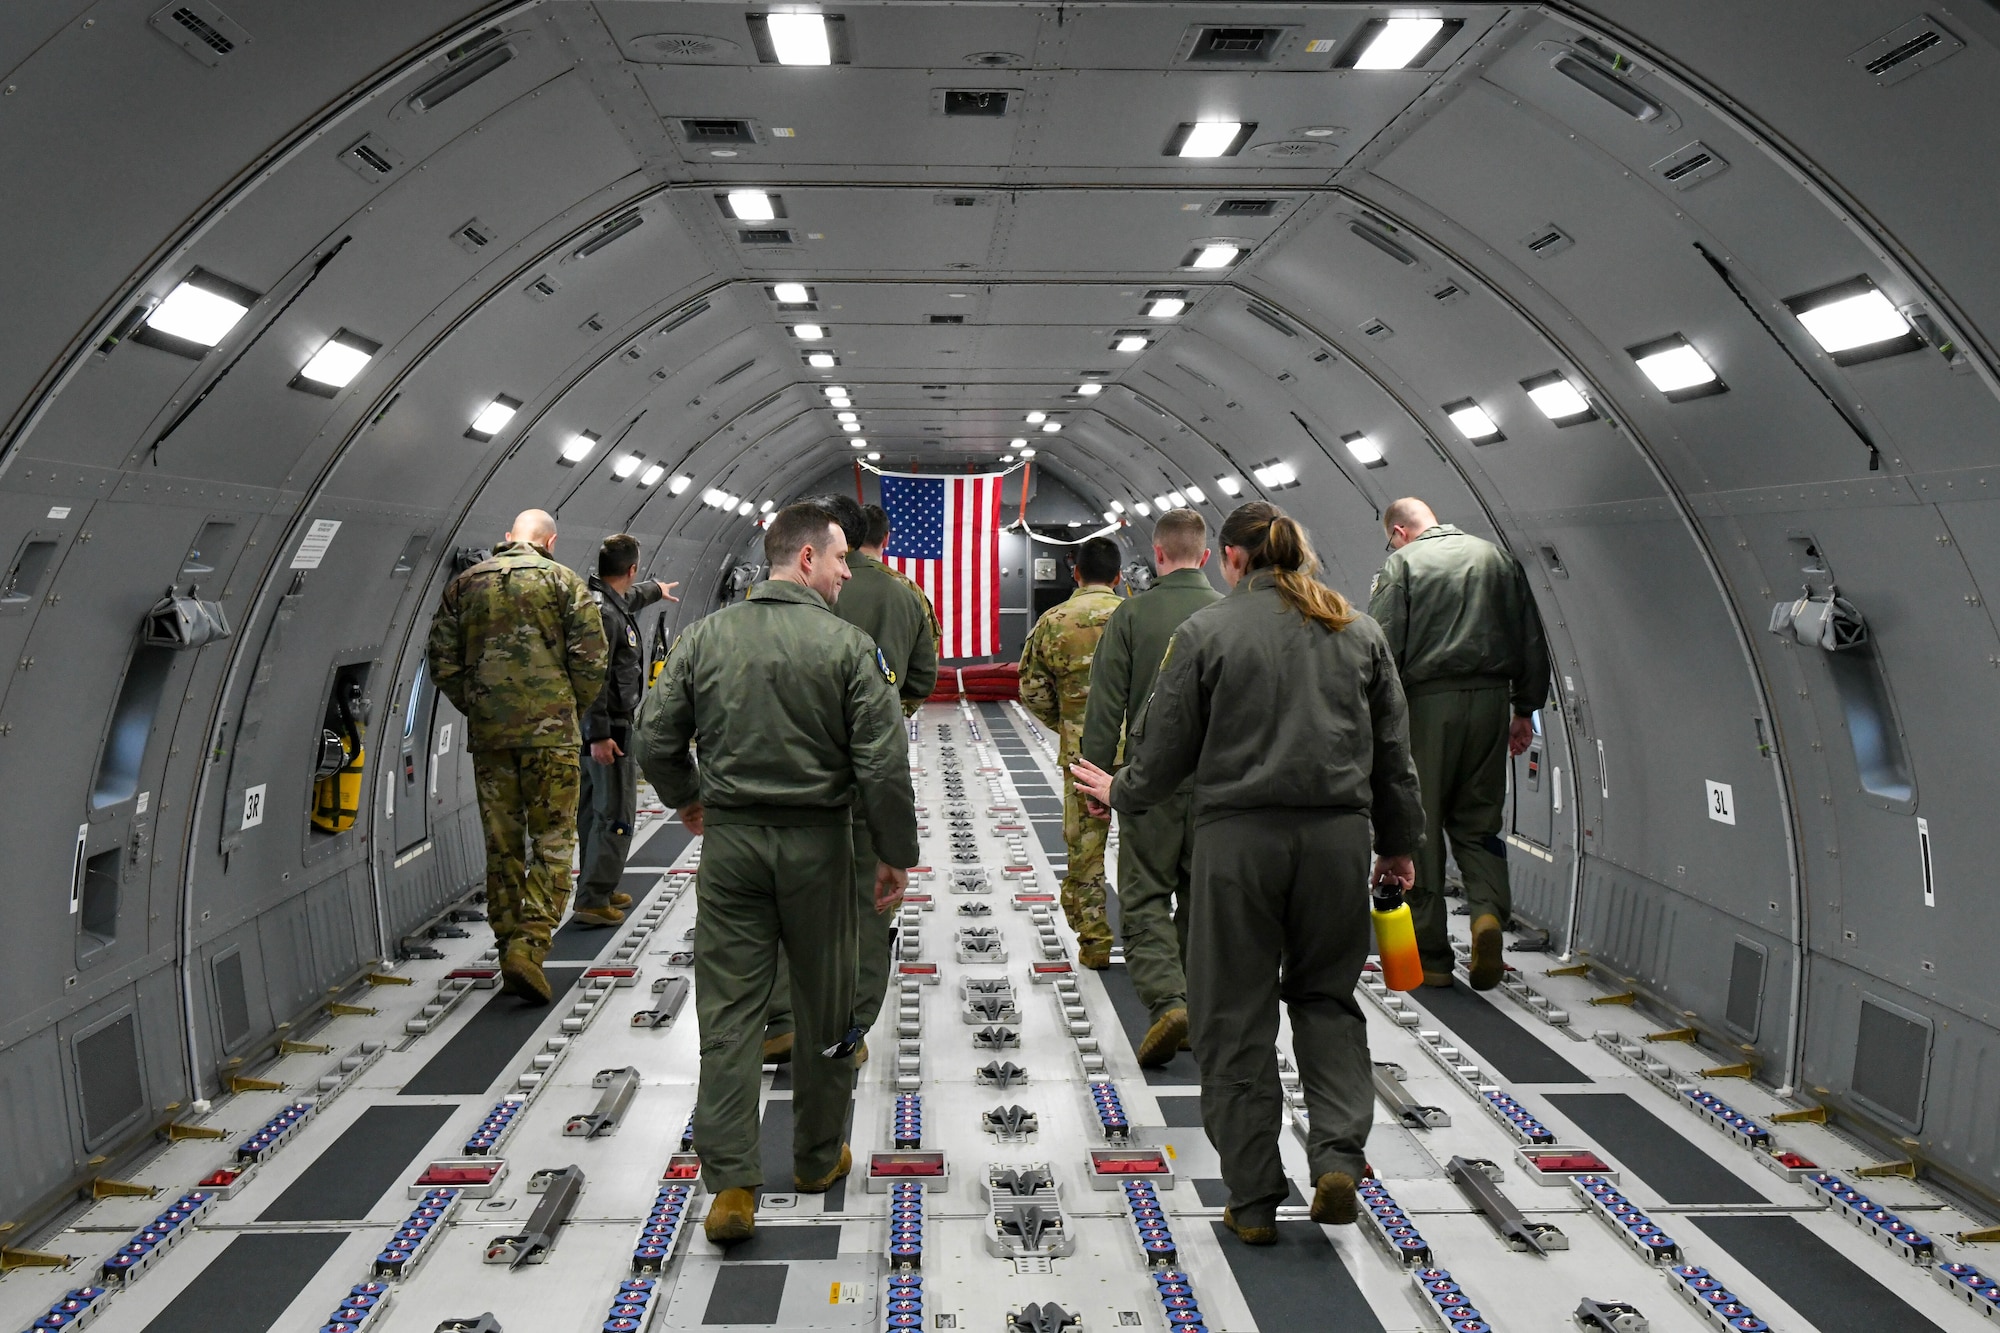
top-left (1060, 760), bottom-right (1111, 950)
top-left (473, 747), bottom-right (582, 960)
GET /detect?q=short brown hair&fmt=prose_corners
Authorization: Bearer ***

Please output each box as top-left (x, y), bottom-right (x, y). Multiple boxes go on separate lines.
top-left (765, 502), bottom-right (841, 568)
top-left (598, 533), bottom-right (640, 577)
top-left (1152, 508), bottom-right (1207, 563)
top-left (861, 503), bottom-right (891, 548)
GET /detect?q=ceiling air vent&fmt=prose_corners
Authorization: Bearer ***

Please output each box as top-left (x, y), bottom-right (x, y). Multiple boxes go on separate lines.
top-left (1850, 16), bottom-right (1962, 85)
top-left (339, 135), bottom-right (402, 184)
top-left (1430, 280), bottom-right (1466, 305)
top-left (623, 32), bottom-right (744, 64)
top-left (1179, 25), bottom-right (1295, 64)
top-left (622, 346), bottom-right (644, 363)
top-left (1520, 223), bottom-right (1574, 259)
top-left (737, 228), bottom-right (795, 245)
top-left (1651, 141), bottom-right (1729, 190)
top-left (928, 315), bottom-right (965, 325)
top-left (1212, 198), bottom-right (1279, 217)
top-left (1244, 304), bottom-right (1297, 337)
top-left (1551, 52), bottom-right (1663, 122)
top-left (934, 193), bottom-right (994, 208)
top-left (1360, 318), bottom-right (1394, 341)
top-left (938, 89), bottom-right (1014, 117)
top-left (579, 313), bottom-right (606, 334)
top-left (922, 385), bottom-right (951, 391)
top-left (524, 273), bottom-right (560, 302)
top-left (1252, 140), bottom-right (1329, 160)
top-left (680, 117), bottom-right (759, 145)
top-left (1349, 220), bottom-right (1418, 266)
top-left (409, 39), bottom-right (516, 113)
top-left (451, 218), bottom-right (496, 253)
top-left (150, 3), bottom-right (250, 67)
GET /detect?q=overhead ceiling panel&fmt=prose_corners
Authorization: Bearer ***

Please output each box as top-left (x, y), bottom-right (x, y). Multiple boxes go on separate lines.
top-left (598, 2), bottom-right (1052, 72)
top-left (1050, 5), bottom-right (1504, 72)
top-left (724, 188), bottom-right (1004, 272)
top-left (994, 189), bottom-right (1295, 275)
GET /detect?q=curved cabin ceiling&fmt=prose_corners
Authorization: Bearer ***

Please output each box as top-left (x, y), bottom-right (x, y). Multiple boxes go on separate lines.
top-left (5, 0), bottom-right (2000, 1226)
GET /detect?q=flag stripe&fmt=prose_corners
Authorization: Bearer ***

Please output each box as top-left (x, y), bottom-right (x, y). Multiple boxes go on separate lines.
top-left (880, 470), bottom-right (1003, 662)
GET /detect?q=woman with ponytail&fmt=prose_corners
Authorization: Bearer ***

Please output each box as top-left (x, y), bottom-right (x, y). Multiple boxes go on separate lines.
top-left (1071, 501), bottom-right (1424, 1245)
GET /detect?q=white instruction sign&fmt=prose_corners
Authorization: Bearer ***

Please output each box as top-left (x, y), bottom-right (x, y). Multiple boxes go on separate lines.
top-left (290, 518), bottom-right (343, 569)
top-left (240, 783), bottom-right (266, 831)
top-left (437, 723), bottom-right (452, 756)
top-left (47, 505), bottom-right (71, 520)
top-left (1705, 780), bottom-right (1736, 825)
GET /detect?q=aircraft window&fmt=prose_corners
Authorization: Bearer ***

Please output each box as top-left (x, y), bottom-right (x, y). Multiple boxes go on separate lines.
top-left (93, 646), bottom-right (175, 808)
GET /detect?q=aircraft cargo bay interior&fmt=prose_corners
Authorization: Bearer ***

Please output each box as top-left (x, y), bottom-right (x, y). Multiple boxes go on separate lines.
top-left (3, 4), bottom-right (2000, 1333)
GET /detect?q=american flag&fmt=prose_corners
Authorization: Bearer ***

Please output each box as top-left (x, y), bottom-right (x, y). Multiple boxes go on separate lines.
top-left (881, 471), bottom-right (1003, 660)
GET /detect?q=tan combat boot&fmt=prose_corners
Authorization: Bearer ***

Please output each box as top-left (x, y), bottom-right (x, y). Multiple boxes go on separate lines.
top-left (1221, 1207), bottom-right (1277, 1245)
top-left (571, 904), bottom-right (625, 929)
top-left (1468, 915), bottom-right (1505, 991)
top-left (1137, 1007), bottom-right (1188, 1069)
top-left (761, 1032), bottom-right (794, 1065)
top-left (705, 1187), bottom-right (756, 1244)
top-left (609, 891), bottom-right (633, 907)
top-left (498, 941), bottom-right (553, 1006)
top-left (796, 1144), bottom-right (852, 1194)
top-left (1310, 1172), bottom-right (1358, 1225)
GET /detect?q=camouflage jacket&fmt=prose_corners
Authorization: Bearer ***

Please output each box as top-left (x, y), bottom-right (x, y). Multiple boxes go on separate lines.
top-left (427, 540), bottom-right (609, 751)
top-left (1019, 584), bottom-right (1123, 757)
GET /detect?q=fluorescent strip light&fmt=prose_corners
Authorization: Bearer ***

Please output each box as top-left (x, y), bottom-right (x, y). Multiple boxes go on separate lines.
top-left (1793, 289), bottom-right (1912, 354)
top-left (1042, 421), bottom-right (1062, 433)
top-left (738, 501), bottom-right (755, 516)
top-left (467, 396), bottom-right (520, 439)
top-left (1215, 475), bottom-right (1241, 496)
top-left (1525, 376), bottom-right (1592, 421)
top-left (703, 489), bottom-right (727, 507)
top-left (560, 432), bottom-right (600, 464)
top-left (1109, 500), bottom-right (1126, 514)
top-left (1446, 402), bottom-right (1503, 442)
top-left (1166, 490), bottom-right (1187, 507)
top-left (612, 454), bottom-right (643, 479)
top-left (1134, 502), bottom-right (1152, 517)
top-left (793, 323), bottom-right (826, 340)
top-left (297, 332), bottom-right (376, 389)
top-left (1103, 511), bottom-right (1119, 524)
top-left (1178, 121), bottom-right (1244, 158)
top-left (669, 474), bottom-right (693, 494)
top-left (766, 12), bottom-right (832, 65)
top-left (1115, 335), bottom-right (1149, 353)
top-left (1191, 244), bottom-right (1239, 270)
top-left (638, 464), bottom-right (666, 487)
top-left (822, 384), bottom-right (846, 397)
top-left (1001, 454), bottom-right (1015, 464)
top-left (1025, 411), bottom-right (1047, 423)
top-left (807, 352), bottom-right (836, 368)
top-left (727, 190), bottom-right (777, 221)
top-left (146, 277), bottom-right (251, 347)
top-left (1147, 296), bottom-right (1187, 318)
top-left (775, 282), bottom-right (813, 304)
top-left (1019, 446), bottom-right (1037, 458)
top-left (843, 423), bottom-right (862, 433)
top-left (866, 451), bottom-right (881, 460)
top-left (1633, 343), bottom-right (1719, 393)
top-left (1153, 495), bottom-right (1172, 511)
top-left (1252, 460), bottom-right (1297, 487)
top-left (1343, 433), bottom-right (1386, 466)
top-left (1010, 438), bottom-right (1028, 448)
top-left (1183, 484), bottom-right (1206, 503)
top-left (850, 438), bottom-right (867, 448)
top-left (1077, 382), bottom-right (1103, 396)
top-left (761, 500), bottom-right (776, 513)
top-left (1353, 17), bottom-right (1445, 69)
top-left (836, 411), bottom-right (858, 423)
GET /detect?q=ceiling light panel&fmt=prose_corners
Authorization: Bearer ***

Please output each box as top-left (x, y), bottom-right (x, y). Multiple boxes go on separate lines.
top-left (738, 501), bottom-right (755, 516)
top-left (612, 454), bottom-right (643, 479)
top-left (1115, 335), bottom-right (1150, 353)
top-left (1443, 399), bottom-right (1504, 444)
top-left (1077, 383), bottom-right (1103, 396)
top-left (1147, 296), bottom-right (1188, 318)
top-left (1340, 17), bottom-right (1463, 69)
top-left (465, 395), bottom-right (522, 441)
top-left (1252, 460), bottom-right (1298, 488)
top-left (773, 282), bottom-right (814, 304)
top-left (1019, 445), bottom-right (1037, 457)
top-left (1215, 475), bottom-right (1242, 496)
top-left (1521, 372), bottom-right (1596, 425)
top-left (793, 324), bottom-right (826, 340)
top-left (1041, 421), bottom-right (1062, 433)
top-left (757, 12), bottom-right (835, 64)
top-left (669, 474), bottom-right (693, 494)
top-left (291, 329), bottom-right (380, 395)
top-left (1342, 433), bottom-right (1388, 468)
top-left (1134, 502), bottom-right (1152, 516)
top-left (1169, 120), bottom-right (1254, 158)
top-left (1183, 484), bottom-right (1206, 503)
top-left (1189, 244), bottom-right (1240, 270)
top-left (1627, 334), bottom-right (1727, 400)
top-left (559, 431), bottom-right (601, 465)
top-left (1025, 411), bottom-right (1046, 423)
top-left (139, 269), bottom-right (259, 355)
top-left (1153, 494), bottom-right (1172, 511)
top-left (807, 352), bottom-right (837, 368)
top-left (724, 189), bottom-right (780, 221)
top-left (836, 411), bottom-right (858, 423)
top-left (638, 464), bottom-right (666, 487)
top-left (1784, 278), bottom-right (1923, 363)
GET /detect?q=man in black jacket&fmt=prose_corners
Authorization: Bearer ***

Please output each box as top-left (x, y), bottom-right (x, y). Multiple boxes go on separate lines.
top-left (574, 533), bottom-right (678, 927)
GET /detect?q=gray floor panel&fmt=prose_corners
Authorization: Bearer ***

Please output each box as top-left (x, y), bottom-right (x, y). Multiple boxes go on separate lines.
top-left (1544, 1092), bottom-right (1769, 1205)
top-left (257, 1102), bottom-right (458, 1221)
top-left (138, 1233), bottom-right (348, 1333)
top-left (1697, 1214), bottom-right (1948, 1333)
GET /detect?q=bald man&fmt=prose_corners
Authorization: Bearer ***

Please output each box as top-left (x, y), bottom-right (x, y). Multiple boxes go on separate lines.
top-left (429, 510), bottom-right (608, 1003)
top-left (1369, 498), bottom-right (1548, 990)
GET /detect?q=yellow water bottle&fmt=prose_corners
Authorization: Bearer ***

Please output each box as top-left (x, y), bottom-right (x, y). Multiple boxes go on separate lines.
top-left (1371, 881), bottom-right (1424, 992)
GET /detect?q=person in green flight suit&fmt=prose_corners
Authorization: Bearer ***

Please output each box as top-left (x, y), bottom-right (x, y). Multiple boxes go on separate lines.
top-left (1369, 497), bottom-right (1550, 990)
top-left (762, 497), bottom-right (939, 1065)
top-left (634, 501), bottom-right (919, 1245)
top-left (426, 509), bottom-right (608, 1005)
top-left (1079, 508), bottom-right (1222, 1065)
top-left (1019, 535), bottom-right (1124, 968)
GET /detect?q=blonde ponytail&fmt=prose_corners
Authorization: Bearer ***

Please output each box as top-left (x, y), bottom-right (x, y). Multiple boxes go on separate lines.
top-left (1219, 503), bottom-right (1357, 632)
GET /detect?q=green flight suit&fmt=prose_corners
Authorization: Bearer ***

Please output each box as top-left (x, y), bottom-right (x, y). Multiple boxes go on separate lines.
top-left (1109, 573), bottom-right (1424, 1227)
top-left (766, 551), bottom-right (941, 1041)
top-left (427, 541), bottom-right (608, 963)
top-left (1019, 584), bottom-right (1124, 952)
top-left (1079, 567), bottom-right (1222, 1021)
top-left (634, 579), bottom-right (919, 1195)
top-left (1369, 524), bottom-right (1550, 972)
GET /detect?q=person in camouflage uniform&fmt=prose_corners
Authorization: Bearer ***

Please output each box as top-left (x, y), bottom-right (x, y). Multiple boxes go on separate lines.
top-left (427, 509), bottom-right (608, 1004)
top-left (1019, 536), bottom-right (1124, 968)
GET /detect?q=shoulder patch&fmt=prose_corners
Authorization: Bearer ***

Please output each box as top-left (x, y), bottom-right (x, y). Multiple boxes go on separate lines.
top-left (876, 647), bottom-right (897, 686)
top-left (1369, 572), bottom-right (1383, 596)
